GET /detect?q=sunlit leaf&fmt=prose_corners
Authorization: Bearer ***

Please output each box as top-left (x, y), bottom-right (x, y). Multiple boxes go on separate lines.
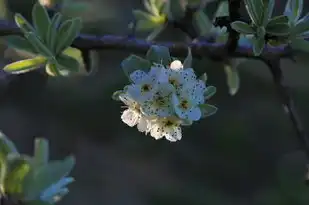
top-left (0, 132), bottom-right (18, 155)
top-left (14, 13), bottom-right (35, 34)
top-left (3, 56), bottom-right (47, 74)
top-left (112, 90), bottom-right (124, 101)
top-left (4, 157), bottom-right (30, 195)
top-left (45, 62), bottom-right (61, 76)
top-left (56, 54), bottom-right (80, 73)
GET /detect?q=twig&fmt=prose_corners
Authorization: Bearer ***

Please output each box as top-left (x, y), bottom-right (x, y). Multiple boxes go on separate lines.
top-left (264, 58), bottom-right (309, 183)
top-left (0, 19), bottom-right (298, 59)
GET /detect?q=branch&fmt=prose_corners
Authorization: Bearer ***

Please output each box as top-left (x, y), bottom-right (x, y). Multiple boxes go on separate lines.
top-left (264, 58), bottom-right (309, 183)
top-left (0, 19), bottom-right (296, 60)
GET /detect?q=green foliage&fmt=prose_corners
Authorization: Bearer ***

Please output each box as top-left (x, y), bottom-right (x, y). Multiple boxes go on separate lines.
top-left (129, 0), bottom-right (167, 40)
top-left (4, 2), bottom-right (84, 76)
top-left (0, 131), bottom-right (75, 204)
top-left (121, 54), bottom-right (152, 78)
top-left (199, 103), bottom-right (218, 118)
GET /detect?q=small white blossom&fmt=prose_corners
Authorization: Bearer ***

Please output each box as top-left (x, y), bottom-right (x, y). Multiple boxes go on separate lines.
top-left (127, 66), bottom-right (168, 103)
top-left (166, 60), bottom-right (197, 92)
top-left (141, 83), bottom-right (175, 117)
top-left (149, 117), bottom-right (182, 142)
top-left (119, 93), bottom-right (151, 133)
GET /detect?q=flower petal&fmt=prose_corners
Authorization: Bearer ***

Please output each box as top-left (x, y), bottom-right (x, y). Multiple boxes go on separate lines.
top-left (121, 109), bottom-right (140, 127)
top-left (130, 70), bottom-right (147, 83)
top-left (163, 126), bottom-right (182, 142)
top-left (187, 107), bottom-right (202, 121)
top-left (150, 123), bottom-right (164, 140)
top-left (137, 117), bottom-right (149, 132)
top-left (170, 60), bottom-right (183, 70)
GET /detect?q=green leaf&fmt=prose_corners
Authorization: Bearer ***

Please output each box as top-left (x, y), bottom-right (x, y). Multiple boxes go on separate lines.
top-left (167, 0), bottom-right (185, 20)
top-left (284, 0), bottom-right (303, 23)
top-left (146, 45), bottom-right (171, 65)
top-left (0, 153), bottom-right (7, 192)
top-left (34, 138), bottom-right (49, 166)
top-left (292, 20), bottom-right (309, 36)
top-left (224, 64), bottom-right (239, 95)
top-left (32, 2), bottom-right (51, 43)
top-left (112, 90), bottom-right (124, 101)
top-left (256, 26), bottom-right (266, 37)
top-left (133, 19), bottom-right (161, 31)
top-left (146, 24), bottom-right (166, 41)
top-left (4, 157), bottom-right (30, 195)
top-left (45, 62), bottom-right (61, 76)
top-left (252, 36), bottom-right (265, 56)
top-left (23, 156), bottom-right (75, 200)
top-left (25, 32), bottom-right (54, 58)
top-left (121, 55), bottom-right (151, 78)
top-left (266, 23), bottom-right (290, 36)
top-left (0, 132), bottom-right (18, 155)
top-left (14, 13), bottom-right (35, 34)
top-left (244, 0), bottom-right (263, 25)
top-left (55, 18), bottom-right (82, 54)
top-left (214, 1), bottom-right (229, 18)
top-left (204, 86), bottom-right (216, 100)
top-left (290, 38), bottom-right (309, 52)
top-left (183, 48), bottom-right (192, 68)
top-left (5, 35), bottom-right (37, 55)
top-left (133, 10), bottom-right (153, 21)
top-left (199, 104), bottom-right (218, 118)
top-left (3, 56), bottom-right (47, 74)
top-left (262, 0), bottom-right (275, 25)
top-left (199, 73), bottom-right (207, 82)
top-left (46, 13), bottom-right (62, 51)
top-left (267, 15), bottom-right (289, 27)
top-left (193, 10), bottom-right (212, 36)
top-left (57, 54), bottom-right (80, 72)
top-left (231, 21), bottom-right (255, 34)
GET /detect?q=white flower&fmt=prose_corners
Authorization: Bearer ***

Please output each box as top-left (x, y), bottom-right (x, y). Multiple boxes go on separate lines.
top-left (127, 66), bottom-right (168, 103)
top-left (149, 117), bottom-right (182, 142)
top-left (171, 79), bottom-right (206, 121)
top-left (141, 83), bottom-right (175, 117)
top-left (119, 93), bottom-right (152, 133)
top-left (166, 60), bottom-right (197, 92)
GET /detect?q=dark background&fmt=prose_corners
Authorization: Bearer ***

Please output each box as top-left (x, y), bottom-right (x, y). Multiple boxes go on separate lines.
top-left (1, 0), bottom-right (309, 204)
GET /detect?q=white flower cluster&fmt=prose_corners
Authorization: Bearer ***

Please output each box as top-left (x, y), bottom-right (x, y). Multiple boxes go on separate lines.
top-left (114, 57), bottom-right (216, 142)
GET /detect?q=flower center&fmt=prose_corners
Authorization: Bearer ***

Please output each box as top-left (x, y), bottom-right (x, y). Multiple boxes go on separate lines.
top-left (179, 99), bottom-right (189, 110)
top-left (169, 77), bottom-right (178, 86)
top-left (141, 84), bottom-right (151, 92)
